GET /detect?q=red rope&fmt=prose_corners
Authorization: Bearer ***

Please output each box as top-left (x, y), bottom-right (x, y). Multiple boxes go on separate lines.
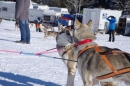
top-left (0, 50), bottom-right (20, 54)
top-left (35, 49), bottom-right (65, 56)
top-left (0, 47), bottom-right (66, 56)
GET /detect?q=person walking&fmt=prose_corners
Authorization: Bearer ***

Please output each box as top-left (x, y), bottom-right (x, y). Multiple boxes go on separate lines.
top-left (15, 0), bottom-right (30, 44)
top-left (106, 16), bottom-right (116, 42)
top-left (34, 17), bottom-right (42, 32)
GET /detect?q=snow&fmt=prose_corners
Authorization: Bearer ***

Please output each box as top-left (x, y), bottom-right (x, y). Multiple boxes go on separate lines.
top-left (0, 20), bottom-right (129, 86)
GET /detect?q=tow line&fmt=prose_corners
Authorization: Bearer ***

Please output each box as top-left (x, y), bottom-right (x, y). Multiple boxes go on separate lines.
top-left (0, 49), bottom-right (77, 62)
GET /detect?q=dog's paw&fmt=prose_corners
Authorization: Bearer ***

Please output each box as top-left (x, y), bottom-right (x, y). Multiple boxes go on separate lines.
top-left (65, 43), bottom-right (73, 50)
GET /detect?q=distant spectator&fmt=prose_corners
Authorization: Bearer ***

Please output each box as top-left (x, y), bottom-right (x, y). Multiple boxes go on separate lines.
top-left (34, 17), bottom-right (42, 32)
top-left (106, 16), bottom-right (116, 42)
top-left (15, 0), bottom-right (30, 44)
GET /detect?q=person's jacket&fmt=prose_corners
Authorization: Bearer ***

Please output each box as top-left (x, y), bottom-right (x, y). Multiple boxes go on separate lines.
top-left (34, 18), bottom-right (42, 24)
top-left (15, 0), bottom-right (30, 20)
top-left (106, 17), bottom-right (117, 30)
top-left (36, 23), bottom-right (41, 28)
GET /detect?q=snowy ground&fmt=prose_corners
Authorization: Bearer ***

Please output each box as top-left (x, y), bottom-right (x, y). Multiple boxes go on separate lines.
top-left (0, 20), bottom-right (130, 86)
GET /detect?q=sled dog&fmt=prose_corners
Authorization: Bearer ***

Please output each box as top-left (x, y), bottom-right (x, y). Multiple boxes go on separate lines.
top-left (56, 21), bottom-right (117, 86)
top-left (40, 27), bottom-right (57, 39)
top-left (42, 23), bottom-right (54, 31)
top-left (56, 21), bottom-right (97, 86)
top-left (15, 21), bottom-right (19, 31)
top-left (66, 19), bottom-right (130, 86)
top-left (56, 23), bottom-right (77, 86)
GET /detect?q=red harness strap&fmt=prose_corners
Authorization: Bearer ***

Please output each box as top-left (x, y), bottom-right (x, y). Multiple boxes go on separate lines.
top-left (78, 46), bottom-right (130, 80)
top-left (74, 39), bottom-right (92, 47)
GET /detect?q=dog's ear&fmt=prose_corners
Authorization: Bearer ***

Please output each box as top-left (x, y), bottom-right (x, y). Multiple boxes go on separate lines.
top-left (87, 20), bottom-right (92, 27)
top-left (74, 19), bottom-right (81, 29)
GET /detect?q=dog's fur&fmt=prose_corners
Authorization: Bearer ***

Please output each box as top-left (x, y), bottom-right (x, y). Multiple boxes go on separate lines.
top-left (56, 23), bottom-right (77, 86)
top-left (66, 19), bottom-right (130, 86)
top-left (100, 82), bottom-right (120, 86)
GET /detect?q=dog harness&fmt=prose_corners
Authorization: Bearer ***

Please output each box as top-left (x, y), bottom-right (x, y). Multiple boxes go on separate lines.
top-left (76, 39), bottom-right (130, 80)
top-left (73, 39), bottom-right (92, 47)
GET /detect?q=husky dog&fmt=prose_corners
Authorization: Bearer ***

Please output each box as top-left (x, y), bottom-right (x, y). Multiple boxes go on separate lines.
top-left (29, 22), bottom-right (34, 29)
top-left (42, 23), bottom-right (54, 31)
top-left (40, 27), bottom-right (57, 39)
top-left (56, 23), bottom-right (77, 86)
top-left (56, 21), bottom-right (121, 86)
top-left (15, 21), bottom-right (19, 31)
top-left (66, 19), bottom-right (130, 86)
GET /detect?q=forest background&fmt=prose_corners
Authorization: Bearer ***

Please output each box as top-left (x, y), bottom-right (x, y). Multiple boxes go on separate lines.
top-left (1, 0), bottom-right (130, 15)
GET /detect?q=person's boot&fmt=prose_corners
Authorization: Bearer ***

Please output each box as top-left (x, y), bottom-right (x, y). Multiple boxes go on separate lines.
top-left (16, 40), bottom-right (26, 44)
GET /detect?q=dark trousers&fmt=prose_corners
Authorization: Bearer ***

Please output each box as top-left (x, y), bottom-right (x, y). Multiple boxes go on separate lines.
top-left (36, 28), bottom-right (42, 32)
top-left (19, 20), bottom-right (30, 43)
top-left (108, 30), bottom-right (115, 42)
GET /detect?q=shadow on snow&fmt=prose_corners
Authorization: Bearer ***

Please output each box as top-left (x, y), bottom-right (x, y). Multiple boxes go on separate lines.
top-left (0, 72), bottom-right (61, 86)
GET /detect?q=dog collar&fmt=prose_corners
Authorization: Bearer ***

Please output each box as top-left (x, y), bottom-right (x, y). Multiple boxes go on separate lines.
top-left (74, 39), bottom-right (92, 47)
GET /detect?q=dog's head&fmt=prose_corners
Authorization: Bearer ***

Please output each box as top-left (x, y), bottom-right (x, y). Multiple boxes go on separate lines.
top-left (56, 22), bottom-right (73, 46)
top-left (73, 19), bottom-right (96, 43)
top-left (58, 22), bottom-right (67, 32)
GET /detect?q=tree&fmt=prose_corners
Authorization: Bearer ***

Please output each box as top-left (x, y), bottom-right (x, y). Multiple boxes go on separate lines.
top-left (110, 0), bottom-right (130, 15)
top-left (66, 0), bottom-right (89, 13)
top-left (97, 0), bottom-right (111, 8)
